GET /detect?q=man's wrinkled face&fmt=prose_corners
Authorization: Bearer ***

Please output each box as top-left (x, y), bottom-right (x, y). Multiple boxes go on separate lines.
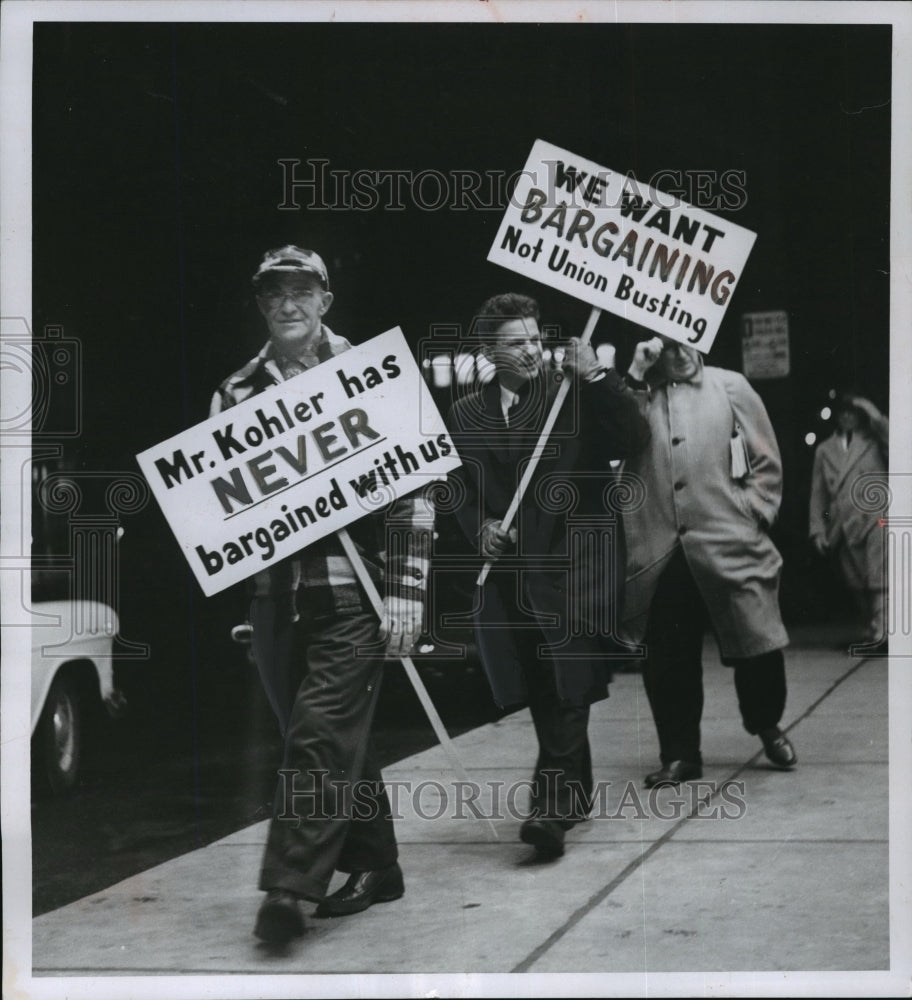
top-left (658, 336), bottom-right (701, 382)
top-left (484, 318), bottom-right (543, 387)
top-left (256, 274), bottom-right (333, 354)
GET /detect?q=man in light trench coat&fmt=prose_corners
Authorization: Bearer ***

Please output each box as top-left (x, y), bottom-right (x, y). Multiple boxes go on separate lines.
top-left (621, 335), bottom-right (798, 787)
top-left (809, 393), bottom-right (888, 651)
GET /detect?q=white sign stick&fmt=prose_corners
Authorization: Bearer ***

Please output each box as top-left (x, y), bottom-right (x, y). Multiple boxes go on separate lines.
top-left (476, 305), bottom-right (602, 587)
top-left (336, 527), bottom-right (500, 841)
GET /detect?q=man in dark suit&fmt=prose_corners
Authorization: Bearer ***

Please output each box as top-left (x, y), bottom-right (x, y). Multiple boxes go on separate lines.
top-left (445, 293), bottom-right (650, 858)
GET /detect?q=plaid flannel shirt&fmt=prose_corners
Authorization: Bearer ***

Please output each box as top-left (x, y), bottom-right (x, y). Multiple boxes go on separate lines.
top-left (210, 326), bottom-right (433, 618)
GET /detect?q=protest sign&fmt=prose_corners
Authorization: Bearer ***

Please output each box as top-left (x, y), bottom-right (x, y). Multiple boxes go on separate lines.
top-left (137, 328), bottom-right (460, 596)
top-left (488, 139), bottom-right (757, 352)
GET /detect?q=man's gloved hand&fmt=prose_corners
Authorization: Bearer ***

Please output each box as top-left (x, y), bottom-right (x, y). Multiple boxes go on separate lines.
top-left (380, 595), bottom-right (424, 659)
top-left (480, 518), bottom-right (517, 559)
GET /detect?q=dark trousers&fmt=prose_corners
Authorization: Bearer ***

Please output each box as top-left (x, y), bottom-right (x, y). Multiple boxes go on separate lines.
top-left (253, 599), bottom-right (398, 902)
top-left (527, 654), bottom-right (593, 824)
top-left (642, 547), bottom-right (787, 764)
top-left (486, 587), bottom-right (593, 823)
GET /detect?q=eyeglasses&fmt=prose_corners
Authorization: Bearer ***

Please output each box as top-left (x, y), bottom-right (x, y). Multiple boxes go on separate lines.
top-left (257, 287), bottom-right (319, 306)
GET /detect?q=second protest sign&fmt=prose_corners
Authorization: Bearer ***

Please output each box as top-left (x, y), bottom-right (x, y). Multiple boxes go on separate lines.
top-left (488, 139), bottom-right (756, 351)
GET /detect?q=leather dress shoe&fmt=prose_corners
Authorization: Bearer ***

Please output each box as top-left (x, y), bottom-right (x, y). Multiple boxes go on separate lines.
top-left (520, 818), bottom-right (565, 858)
top-left (254, 889), bottom-right (305, 943)
top-left (644, 760), bottom-right (703, 788)
top-left (760, 727), bottom-right (797, 769)
top-left (315, 863), bottom-right (404, 918)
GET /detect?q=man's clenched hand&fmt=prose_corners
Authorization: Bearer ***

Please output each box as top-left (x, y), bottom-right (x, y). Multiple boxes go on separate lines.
top-left (379, 595), bottom-right (424, 658)
top-left (480, 518), bottom-right (517, 559)
top-left (628, 336), bottom-right (665, 382)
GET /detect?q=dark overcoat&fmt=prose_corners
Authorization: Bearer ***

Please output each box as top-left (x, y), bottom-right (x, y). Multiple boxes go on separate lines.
top-left (446, 368), bottom-right (651, 707)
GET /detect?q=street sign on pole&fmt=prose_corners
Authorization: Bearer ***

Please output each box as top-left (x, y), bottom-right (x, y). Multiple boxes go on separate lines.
top-left (741, 310), bottom-right (790, 379)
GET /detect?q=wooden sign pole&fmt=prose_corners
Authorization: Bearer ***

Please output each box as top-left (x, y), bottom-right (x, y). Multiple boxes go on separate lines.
top-left (337, 526), bottom-right (499, 841)
top-left (476, 305), bottom-right (603, 587)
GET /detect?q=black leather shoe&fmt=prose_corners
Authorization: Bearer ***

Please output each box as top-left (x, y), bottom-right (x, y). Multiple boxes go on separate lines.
top-left (520, 818), bottom-right (566, 858)
top-left (254, 889), bottom-right (305, 943)
top-left (760, 728), bottom-right (797, 769)
top-left (644, 760), bottom-right (703, 788)
top-left (315, 863), bottom-right (404, 918)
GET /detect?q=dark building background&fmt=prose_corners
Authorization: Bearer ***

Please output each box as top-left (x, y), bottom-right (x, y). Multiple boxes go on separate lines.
top-left (31, 22), bottom-right (891, 738)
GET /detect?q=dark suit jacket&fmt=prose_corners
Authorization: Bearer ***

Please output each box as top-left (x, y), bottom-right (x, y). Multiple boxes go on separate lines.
top-left (446, 367), bottom-right (650, 707)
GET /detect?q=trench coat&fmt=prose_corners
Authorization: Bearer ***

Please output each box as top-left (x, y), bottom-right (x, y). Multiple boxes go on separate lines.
top-left (809, 425), bottom-right (888, 591)
top-left (447, 368), bottom-right (651, 707)
top-left (621, 362), bottom-right (789, 660)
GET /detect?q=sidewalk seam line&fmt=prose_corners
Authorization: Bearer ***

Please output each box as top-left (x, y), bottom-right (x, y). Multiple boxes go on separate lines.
top-left (511, 652), bottom-right (881, 973)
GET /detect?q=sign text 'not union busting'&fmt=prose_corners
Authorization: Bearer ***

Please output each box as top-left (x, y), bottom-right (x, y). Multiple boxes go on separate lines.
top-left (488, 140), bottom-right (757, 351)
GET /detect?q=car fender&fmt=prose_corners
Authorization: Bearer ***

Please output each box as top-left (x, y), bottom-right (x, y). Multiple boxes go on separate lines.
top-left (30, 600), bottom-right (118, 733)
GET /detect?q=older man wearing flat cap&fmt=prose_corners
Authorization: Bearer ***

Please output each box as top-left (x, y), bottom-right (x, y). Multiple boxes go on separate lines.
top-left (211, 246), bottom-right (433, 945)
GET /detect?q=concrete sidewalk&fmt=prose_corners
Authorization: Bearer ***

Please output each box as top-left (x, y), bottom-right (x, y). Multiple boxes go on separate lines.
top-left (32, 628), bottom-right (890, 978)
